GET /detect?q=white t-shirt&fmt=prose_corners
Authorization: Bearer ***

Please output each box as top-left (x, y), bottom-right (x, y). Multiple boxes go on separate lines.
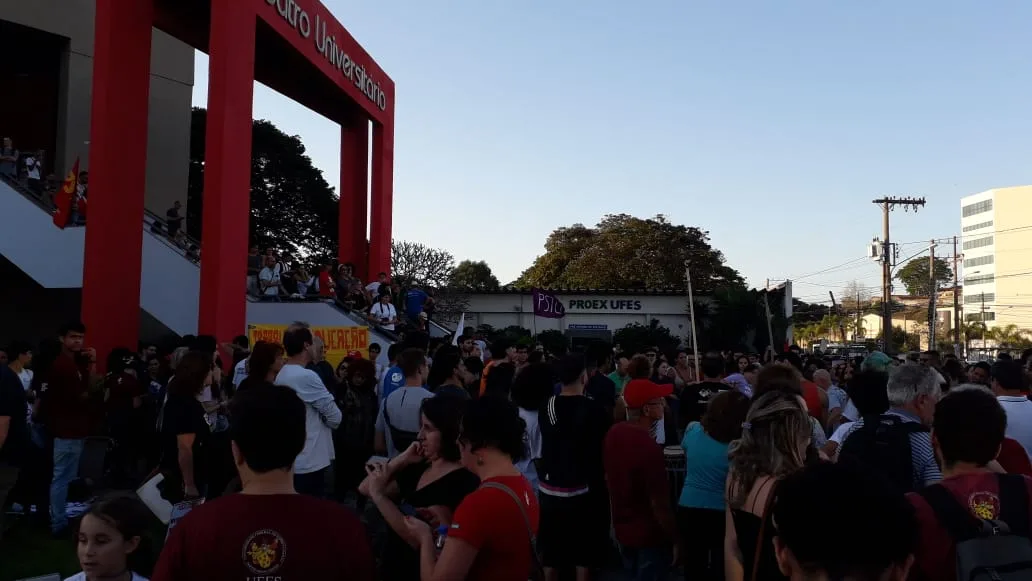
top-left (369, 302), bottom-right (397, 330)
top-left (516, 408), bottom-right (542, 491)
top-left (258, 266), bottom-right (280, 296)
top-left (841, 399), bottom-right (859, 422)
top-left (66, 573), bottom-right (148, 581)
top-left (16, 368), bottom-right (33, 391)
top-left (24, 156), bottom-right (40, 179)
top-left (999, 395), bottom-right (1032, 458)
top-left (365, 280), bottom-right (386, 294)
top-left (232, 357), bottom-right (248, 388)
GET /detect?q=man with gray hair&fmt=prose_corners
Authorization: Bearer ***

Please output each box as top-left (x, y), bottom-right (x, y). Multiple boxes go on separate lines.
top-left (837, 364), bottom-right (942, 492)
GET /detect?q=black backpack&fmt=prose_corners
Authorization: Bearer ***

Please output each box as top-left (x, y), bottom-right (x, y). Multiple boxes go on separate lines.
top-left (917, 474), bottom-right (1032, 580)
top-left (838, 414), bottom-right (928, 493)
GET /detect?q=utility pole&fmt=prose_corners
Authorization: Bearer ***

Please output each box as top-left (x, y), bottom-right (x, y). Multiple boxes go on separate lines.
top-left (873, 196), bottom-right (926, 354)
top-left (929, 240), bottom-right (937, 351)
top-left (828, 291), bottom-right (848, 344)
top-left (952, 236), bottom-right (961, 357)
top-left (981, 291), bottom-right (987, 352)
top-left (856, 289), bottom-right (862, 342)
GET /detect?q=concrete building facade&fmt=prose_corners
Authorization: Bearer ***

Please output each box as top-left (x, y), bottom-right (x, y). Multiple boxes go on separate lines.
top-left (462, 290), bottom-right (696, 344)
top-left (0, 0), bottom-right (194, 215)
top-left (960, 186), bottom-right (1032, 331)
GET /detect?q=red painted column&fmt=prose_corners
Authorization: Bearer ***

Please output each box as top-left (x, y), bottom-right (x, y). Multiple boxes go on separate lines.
top-left (197, 0), bottom-right (255, 342)
top-left (368, 120), bottom-right (395, 278)
top-left (339, 116), bottom-right (369, 280)
top-left (82, 0), bottom-right (153, 370)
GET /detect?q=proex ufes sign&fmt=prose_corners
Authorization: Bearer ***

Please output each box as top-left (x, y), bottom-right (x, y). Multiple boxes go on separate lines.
top-left (567, 299), bottom-right (643, 311)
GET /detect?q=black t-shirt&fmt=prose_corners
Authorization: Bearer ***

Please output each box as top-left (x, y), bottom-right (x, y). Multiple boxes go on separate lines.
top-left (538, 394), bottom-right (610, 490)
top-left (383, 463), bottom-right (480, 579)
top-left (166, 207), bottom-right (182, 233)
top-left (585, 372), bottom-right (617, 415)
top-left (678, 380), bottom-right (727, 430)
top-left (0, 366), bottom-right (29, 465)
top-left (160, 394), bottom-right (210, 492)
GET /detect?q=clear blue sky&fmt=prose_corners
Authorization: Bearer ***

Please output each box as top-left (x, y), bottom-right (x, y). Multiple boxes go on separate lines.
top-left (193, 1), bottom-right (1032, 304)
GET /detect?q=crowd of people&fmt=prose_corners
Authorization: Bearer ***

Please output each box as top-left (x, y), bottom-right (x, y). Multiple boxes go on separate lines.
top-left (4, 319), bottom-right (1032, 580)
top-left (246, 249), bottom-right (437, 333)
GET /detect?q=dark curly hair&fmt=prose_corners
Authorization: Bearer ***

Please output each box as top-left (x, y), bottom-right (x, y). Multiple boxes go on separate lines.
top-left (459, 396), bottom-right (526, 462)
top-left (346, 358), bottom-right (377, 391)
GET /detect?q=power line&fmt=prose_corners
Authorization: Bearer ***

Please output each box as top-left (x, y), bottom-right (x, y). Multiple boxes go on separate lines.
top-left (783, 257), bottom-right (870, 281)
top-left (895, 224), bottom-right (1032, 247)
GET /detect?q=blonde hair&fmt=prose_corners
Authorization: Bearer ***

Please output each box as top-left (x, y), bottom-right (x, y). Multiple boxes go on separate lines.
top-left (727, 390), bottom-right (811, 509)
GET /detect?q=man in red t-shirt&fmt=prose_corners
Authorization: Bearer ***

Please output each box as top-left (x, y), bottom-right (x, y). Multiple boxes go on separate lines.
top-left (43, 321), bottom-right (95, 535)
top-left (152, 384), bottom-right (374, 580)
top-left (604, 378), bottom-right (678, 579)
top-left (907, 386), bottom-right (1032, 581)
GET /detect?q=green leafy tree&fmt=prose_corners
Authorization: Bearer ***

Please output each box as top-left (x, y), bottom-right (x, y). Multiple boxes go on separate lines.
top-left (895, 257), bottom-right (953, 296)
top-left (187, 107), bottom-right (338, 263)
top-left (700, 288), bottom-right (765, 351)
top-left (613, 321), bottom-right (681, 356)
top-left (516, 214), bottom-right (744, 291)
top-left (890, 325), bottom-right (921, 352)
top-left (449, 260), bottom-right (500, 291)
top-left (534, 329), bottom-right (570, 356)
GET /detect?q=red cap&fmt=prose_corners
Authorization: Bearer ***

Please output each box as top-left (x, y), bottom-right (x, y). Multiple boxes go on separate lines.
top-left (346, 350), bottom-right (363, 359)
top-left (623, 379), bottom-right (673, 409)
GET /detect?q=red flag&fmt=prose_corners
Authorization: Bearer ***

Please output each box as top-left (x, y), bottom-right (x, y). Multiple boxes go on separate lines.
top-left (52, 158), bottom-right (79, 229)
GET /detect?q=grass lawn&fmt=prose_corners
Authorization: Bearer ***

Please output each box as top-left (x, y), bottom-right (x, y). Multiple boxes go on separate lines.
top-left (0, 514), bottom-right (167, 581)
top-left (0, 518), bottom-right (80, 581)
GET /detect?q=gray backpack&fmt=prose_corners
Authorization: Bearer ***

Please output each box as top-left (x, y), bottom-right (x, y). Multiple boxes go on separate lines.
top-left (917, 474), bottom-right (1032, 580)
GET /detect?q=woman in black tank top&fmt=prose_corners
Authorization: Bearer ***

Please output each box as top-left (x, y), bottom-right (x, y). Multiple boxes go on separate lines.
top-left (724, 391), bottom-right (812, 581)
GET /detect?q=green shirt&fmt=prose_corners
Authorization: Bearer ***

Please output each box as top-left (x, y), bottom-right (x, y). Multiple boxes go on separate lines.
top-left (608, 371), bottom-right (630, 395)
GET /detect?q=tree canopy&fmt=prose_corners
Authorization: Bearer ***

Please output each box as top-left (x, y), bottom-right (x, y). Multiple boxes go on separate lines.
top-left (515, 214), bottom-right (744, 291)
top-left (896, 257), bottom-right (953, 296)
top-left (187, 108), bottom-right (339, 263)
top-left (391, 240), bottom-right (455, 289)
top-left (450, 260), bottom-right (500, 291)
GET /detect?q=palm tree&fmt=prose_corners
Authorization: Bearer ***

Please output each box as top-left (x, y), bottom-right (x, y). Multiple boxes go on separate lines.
top-left (962, 320), bottom-right (988, 352)
top-left (988, 324), bottom-right (1032, 349)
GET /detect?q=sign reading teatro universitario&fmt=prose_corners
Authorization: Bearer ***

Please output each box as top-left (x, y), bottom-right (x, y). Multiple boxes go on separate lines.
top-left (263, 0), bottom-right (388, 112)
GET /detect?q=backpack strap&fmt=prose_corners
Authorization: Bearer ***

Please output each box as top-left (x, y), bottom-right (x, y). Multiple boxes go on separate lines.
top-left (482, 482), bottom-right (544, 579)
top-left (917, 483), bottom-right (980, 542)
top-left (750, 478), bottom-right (778, 581)
top-left (997, 473), bottom-right (1030, 537)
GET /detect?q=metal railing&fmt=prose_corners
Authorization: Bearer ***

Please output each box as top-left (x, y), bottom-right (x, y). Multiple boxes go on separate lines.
top-left (2, 174), bottom-right (406, 339)
top-left (0, 172), bottom-right (201, 265)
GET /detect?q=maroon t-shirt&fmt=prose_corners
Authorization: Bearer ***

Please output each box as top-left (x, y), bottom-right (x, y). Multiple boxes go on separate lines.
top-left (45, 352), bottom-right (92, 439)
top-left (906, 472), bottom-right (1032, 581)
top-left (152, 493), bottom-right (375, 581)
top-left (603, 421), bottom-right (671, 548)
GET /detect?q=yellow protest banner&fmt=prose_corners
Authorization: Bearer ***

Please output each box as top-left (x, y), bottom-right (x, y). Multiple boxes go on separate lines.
top-left (246, 324), bottom-right (371, 369)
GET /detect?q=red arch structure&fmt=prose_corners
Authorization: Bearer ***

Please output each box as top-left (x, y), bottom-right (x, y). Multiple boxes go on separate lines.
top-left (82, 0), bottom-right (394, 360)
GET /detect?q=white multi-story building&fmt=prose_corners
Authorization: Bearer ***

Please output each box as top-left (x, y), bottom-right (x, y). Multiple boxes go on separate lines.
top-left (960, 186), bottom-right (1032, 331)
